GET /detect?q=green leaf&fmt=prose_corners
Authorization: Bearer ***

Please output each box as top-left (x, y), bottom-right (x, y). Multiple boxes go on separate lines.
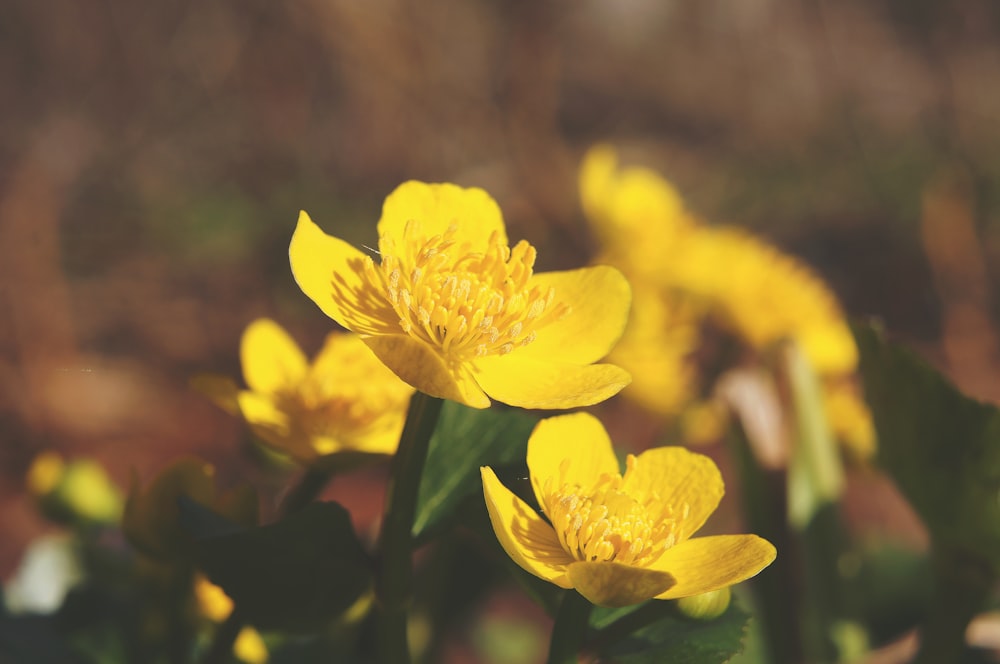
top-left (854, 323), bottom-right (1000, 566)
top-left (195, 502), bottom-right (372, 632)
top-left (413, 402), bottom-right (539, 540)
top-left (595, 601), bottom-right (751, 664)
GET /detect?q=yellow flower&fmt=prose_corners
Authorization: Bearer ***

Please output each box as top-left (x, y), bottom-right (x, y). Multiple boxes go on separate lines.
top-left (289, 181), bottom-right (631, 409)
top-left (675, 226), bottom-right (857, 375)
top-left (204, 318), bottom-right (414, 465)
top-left (194, 575), bottom-right (269, 663)
top-left (579, 146), bottom-right (696, 284)
top-left (605, 285), bottom-right (701, 417)
top-left (481, 413), bottom-right (776, 607)
top-left (27, 452), bottom-right (123, 524)
top-left (822, 380), bottom-right (876, 461)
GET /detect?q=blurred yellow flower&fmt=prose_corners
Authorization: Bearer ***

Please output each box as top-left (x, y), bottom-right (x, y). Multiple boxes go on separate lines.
top-left (579, 146), bottom-right (696, 284)
top-left (289, 180), bottom-right (631, 409)
top-left (194, 575), bottom-right (269, 663)
top-left (481, 413), bottom-right (776, 607)
top-left (27, 452), bottom-right (122, 524)
top-left (822, 380), bottom-right (876, 461)
top-left (579, 146), bottom-right (873, 456)
top-left (198, 318), bottom-right (415, 466)
top-left (675, 226), bottom-right (857, 375)
top-left (605, 285), bottom-right (701, 418)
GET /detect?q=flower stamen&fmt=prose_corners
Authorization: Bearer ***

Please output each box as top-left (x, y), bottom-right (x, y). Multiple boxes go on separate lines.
top-left (362, 221), bottom-right (570, 363)
top-left (544, 455), bottom-right (685, 566)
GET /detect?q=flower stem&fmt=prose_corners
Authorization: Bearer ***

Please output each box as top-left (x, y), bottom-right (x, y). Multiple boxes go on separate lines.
top-left (375, 392), bottom-right (444, 664)
top-left (546, 590), bottom-right (593, 664)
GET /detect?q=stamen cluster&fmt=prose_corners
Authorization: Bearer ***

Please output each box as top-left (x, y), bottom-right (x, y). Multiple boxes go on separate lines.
top-left (363, 221), bottom-right (569, 362)
top-left (544, 456), bottom-right (688, 566)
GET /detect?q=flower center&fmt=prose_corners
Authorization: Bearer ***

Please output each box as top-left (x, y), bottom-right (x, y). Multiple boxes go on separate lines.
top-left (363, 221), bottom-right (569, 362)
top-left (544, 456), bottom-right (687, 566)
top-left (276, 354), bottom-right (411, 453)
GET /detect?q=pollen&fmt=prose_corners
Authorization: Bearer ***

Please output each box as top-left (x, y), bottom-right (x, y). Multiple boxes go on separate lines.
top-left (362, 220), bottom-right (570, 362)
top-left (544, 455), bottom-right (686, 566)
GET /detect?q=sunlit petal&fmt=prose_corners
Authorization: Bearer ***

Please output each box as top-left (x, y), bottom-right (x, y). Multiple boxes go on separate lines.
top-left (621, 446), bottom-right (724, 542)
top-left (473, 355), bottom-right (630, 410)
top-left (289, 211), bottom-right (397, 335)
top-left (240, 318), bottom-right (308, 394)
top-left (378, 181), bottom-right (506, 251)
top-left (481, 467), bottom-right (574, 587)
top-left (526, 413), bottom-right (619, 513)
top-left (364, 334), bottom-right (490, 408)
top-left (516, 266), bottom-right (631, 365)
top-left (650, 535), bottom-right (776, 599)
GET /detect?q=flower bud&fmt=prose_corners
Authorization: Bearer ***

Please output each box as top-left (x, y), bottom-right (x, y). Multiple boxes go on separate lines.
top-left (675, 586), bottom-right (731, 620)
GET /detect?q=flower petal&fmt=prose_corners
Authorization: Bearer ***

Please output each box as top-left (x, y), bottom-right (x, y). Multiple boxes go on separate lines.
top-left (363, 334), bottom-right (490, 408)
top-left (516, 266), bottom-right (631, 365)
top-left (190, 373), bottom-right (241, 416)
top-left (621, 446), bottom-right (724, 542)
top-left (526, 413), bottom-right (620, 513)
top-left (289, 211), bottom-right (397, 335)
top-left (473, 355), bottom-right (631, 410)
top-left (237, 391), bottom-right (290, 434)
top-left (650, 535), bottom-right (776, 599)
top-left (240, 319), bottom-right (308, 394)
top-left (481, 467), bottom-right (574, 588)
top-left (378, 181), bottom-right (507, 251)
top-left (567, 561), bottom-right (675, 608)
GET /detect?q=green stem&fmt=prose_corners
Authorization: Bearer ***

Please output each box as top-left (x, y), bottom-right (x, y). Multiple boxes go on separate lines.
top-left (728, 423), bottom-right (803, 664)
top-left (376, 392), bottom-right (444, 664)
top-left (913, 546), bottom-right (994, 664)
top-left (584, 601), bottom-right (663, 654)
top-left (547, 591), bottom-right (594, 664)
top-left (279, 467), bottom-right (333, 516)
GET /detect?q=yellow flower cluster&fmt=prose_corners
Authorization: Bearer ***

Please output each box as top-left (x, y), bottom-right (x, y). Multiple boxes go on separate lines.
top-left (580, 146), bottom-right (874, 459)
top-left (196, 318), bottom-right (415, 467)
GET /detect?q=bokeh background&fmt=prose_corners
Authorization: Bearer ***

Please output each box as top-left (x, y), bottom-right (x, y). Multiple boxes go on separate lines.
top-left (3, 0), bottom-right (1000, 653)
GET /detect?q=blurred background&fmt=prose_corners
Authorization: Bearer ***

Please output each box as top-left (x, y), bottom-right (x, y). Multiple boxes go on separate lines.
top-left (2, 0), bottom-right (1000, 648)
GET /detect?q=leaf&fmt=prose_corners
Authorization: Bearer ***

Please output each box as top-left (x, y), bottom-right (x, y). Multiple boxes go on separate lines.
top-left (596, 601), bottom-right (751, 664)
top-left (0, 615), bottom-right (89, 664)
top-left (854, 323), bottom-right (1000, 567)
top-left (195, 502), bottom-right (372, 632)
top-left (413, 402), bottom-right (539, 540)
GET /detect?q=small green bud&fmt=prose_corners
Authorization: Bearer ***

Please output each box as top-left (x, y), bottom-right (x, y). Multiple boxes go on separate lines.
top-left (676, 586), bottom-right (731, 620)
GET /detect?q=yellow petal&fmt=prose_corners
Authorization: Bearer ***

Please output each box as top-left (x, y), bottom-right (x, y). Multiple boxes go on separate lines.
top-left (378, 181), bottom-right (507, 251)
top-left (621, 446), bottom-right (724, 542)
top-left (579, 145), bottom-right (618, 223)
top-left (240, 319), bottom-right (308, 394)
top-left (650, 535), bottom-right (777, 599)
top-left (363, 334), bottom-right (490, 408)
top-left (481, 467), bottom-right (574, 587)
top-left (335, 423), bottom-right (402, 456)
top-left (237, 391), bottom-right (290, 434)
top-left (190, 373), bottom-right (241, 416)
top-left (473, 355), bottom-right (631, 410)
top-left (526, 413), bottom-right (620, 513)
top-left (288, 211), bottom-right (397, 335)
top-left (567, 561), bottom-right (675, 608)
top-left (516, 266), bottom-right (631, 365)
